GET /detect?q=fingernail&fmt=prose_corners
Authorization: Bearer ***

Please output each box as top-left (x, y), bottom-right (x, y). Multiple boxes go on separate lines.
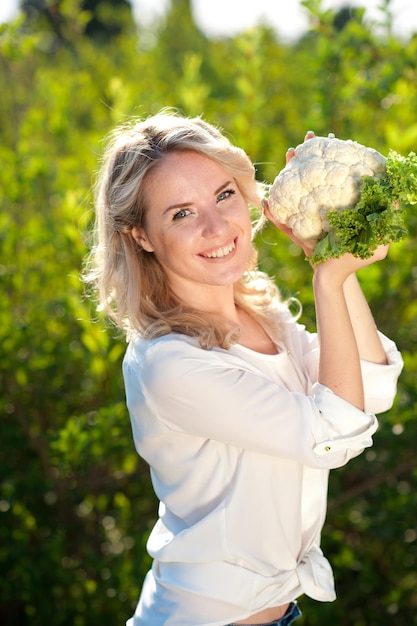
top-left (328, 132), bottom-right (335, 138)
top-left (286, 147), bottom-right (295, 153)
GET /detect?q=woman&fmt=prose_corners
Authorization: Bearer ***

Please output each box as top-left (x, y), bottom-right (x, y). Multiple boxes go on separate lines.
top-left (86, 111), bottom-right (403, 625)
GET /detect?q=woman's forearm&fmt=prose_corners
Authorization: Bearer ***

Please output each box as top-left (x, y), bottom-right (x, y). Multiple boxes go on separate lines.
top-left (313, 246), bottom-right (389, 410)
top-left (343, 274), bottom-right (387, 364)
top-left (314, 271), bottom-right (364, 410)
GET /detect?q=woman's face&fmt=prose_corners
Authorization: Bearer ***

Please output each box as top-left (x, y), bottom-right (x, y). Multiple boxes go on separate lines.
top-left (132, 151), bottom-right (253, 306)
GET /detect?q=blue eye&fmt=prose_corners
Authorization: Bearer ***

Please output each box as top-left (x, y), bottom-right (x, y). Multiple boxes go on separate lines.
top-left (217, 188), bottom-right (236, 202)
top-left (173, 208), bottom-right (190, 220)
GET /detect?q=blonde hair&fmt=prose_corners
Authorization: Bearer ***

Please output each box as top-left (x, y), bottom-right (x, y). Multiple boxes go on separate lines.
top-left (84, 110), bottom-right (287, 348)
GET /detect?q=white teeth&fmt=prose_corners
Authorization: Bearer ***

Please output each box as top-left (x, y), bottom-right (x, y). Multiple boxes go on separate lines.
top-left (203, 241), bottom-right (235, 258)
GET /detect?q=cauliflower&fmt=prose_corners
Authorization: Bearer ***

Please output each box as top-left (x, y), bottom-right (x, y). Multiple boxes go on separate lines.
top-left (269, 136), bottom-right (386, 245)
top-left (268, 135), bottom-right (414, 263)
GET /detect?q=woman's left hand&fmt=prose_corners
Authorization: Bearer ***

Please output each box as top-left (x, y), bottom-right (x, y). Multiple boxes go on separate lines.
top-left (262, 199), bottom-right (314, 257)
top-left (263, 130), bottom-right (317, 255)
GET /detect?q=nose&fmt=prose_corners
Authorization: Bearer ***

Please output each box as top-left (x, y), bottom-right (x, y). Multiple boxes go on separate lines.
top-left (201, 208), bottom-right (228, 237)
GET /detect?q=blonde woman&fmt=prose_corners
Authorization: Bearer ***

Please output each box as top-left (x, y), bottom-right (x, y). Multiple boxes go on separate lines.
top-left (85, 112), bottom-right (402, 626)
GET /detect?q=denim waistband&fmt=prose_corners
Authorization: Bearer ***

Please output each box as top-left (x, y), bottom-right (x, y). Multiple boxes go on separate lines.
top-left (228, 601), bottom-right (302, 626)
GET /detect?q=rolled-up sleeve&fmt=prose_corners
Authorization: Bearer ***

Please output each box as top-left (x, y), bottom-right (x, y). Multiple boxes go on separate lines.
top-left (361, 332), bottom-right (403, 414)
top-left (289, 322), bottom-right (403, 416)
top-left (311, 382), bottom-right (378, 460)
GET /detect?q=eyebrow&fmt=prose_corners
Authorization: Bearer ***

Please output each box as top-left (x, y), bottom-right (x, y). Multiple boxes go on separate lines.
top-left (162, 180), bottom-right (234, 215)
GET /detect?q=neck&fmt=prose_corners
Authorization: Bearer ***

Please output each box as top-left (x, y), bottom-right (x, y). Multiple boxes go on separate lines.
top-left (171, 283), bottom-right (240, 322)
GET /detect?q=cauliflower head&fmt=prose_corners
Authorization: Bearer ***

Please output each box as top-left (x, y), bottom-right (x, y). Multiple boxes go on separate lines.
top-left (268, 136), bottom-right (387, 246)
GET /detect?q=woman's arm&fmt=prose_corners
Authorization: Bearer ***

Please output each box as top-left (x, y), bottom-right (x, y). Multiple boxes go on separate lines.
top-left (313, 246), bottom-right (389, 410)
top-left (279, 130), bottom-right (387, 401)
top-left (343, 273), bottom-right (387, 365)
top-left (263, 197), bottom-right (389, 410)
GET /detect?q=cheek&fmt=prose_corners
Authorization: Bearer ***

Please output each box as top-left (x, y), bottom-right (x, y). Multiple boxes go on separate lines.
top-left (150, 232), bottom-right (185, 266)
top-left (238, 203), bottom-right (252, 227)
top-left (241, 212), bottom-right (254, 242)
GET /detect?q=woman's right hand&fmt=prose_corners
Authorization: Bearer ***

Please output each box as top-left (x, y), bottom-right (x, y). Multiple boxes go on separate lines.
top-left (313, 244), bottom-right (389, 286)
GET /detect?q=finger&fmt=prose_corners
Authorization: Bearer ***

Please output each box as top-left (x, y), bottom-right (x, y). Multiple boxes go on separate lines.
top-left (262, 199), bottom-right (283, 227)
top-left (285, 147), bottom-right (296, 164)
top-left (287, 131), bottom-right (316, 163)
top-left (372, 243), bottom-right (389, 261)
top-left (262, 199), bottom-right (276, 224)
top-left (328, 132), bottom-right (336, 139)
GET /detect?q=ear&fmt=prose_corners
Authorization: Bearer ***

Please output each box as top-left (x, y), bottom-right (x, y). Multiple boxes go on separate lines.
top-left (131, 226), bottom-right (154, 253)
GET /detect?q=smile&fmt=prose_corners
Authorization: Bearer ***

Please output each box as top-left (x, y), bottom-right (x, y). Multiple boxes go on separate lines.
top-left (200, 240), bottom-right (236, 259)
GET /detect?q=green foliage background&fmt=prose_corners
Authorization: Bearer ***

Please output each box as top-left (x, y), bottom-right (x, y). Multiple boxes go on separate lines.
top-left (1, 0), bottom-right (417, 623)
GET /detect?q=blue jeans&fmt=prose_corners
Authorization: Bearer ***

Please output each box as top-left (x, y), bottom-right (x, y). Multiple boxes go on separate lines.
top-left (227, 601), bottom-right (302, 626)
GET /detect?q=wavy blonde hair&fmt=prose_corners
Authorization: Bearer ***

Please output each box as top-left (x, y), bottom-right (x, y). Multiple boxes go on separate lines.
top-left (84, 110), bottom-right (288, 348)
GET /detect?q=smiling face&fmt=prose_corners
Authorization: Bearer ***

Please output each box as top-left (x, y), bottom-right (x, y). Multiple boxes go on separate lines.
top-left (132, 151), bottom-right (253, 310)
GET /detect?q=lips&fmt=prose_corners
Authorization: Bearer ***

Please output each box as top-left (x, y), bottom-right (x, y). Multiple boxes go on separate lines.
top-left (200, 240), bottom-right (236, 259)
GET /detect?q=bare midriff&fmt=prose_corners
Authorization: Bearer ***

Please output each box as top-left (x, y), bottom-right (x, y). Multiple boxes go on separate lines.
top-left (233, 602), bottom-right (290, 624)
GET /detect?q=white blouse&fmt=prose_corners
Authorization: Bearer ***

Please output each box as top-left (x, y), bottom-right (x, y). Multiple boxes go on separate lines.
top-left (123, 311), bottom-right (403, 626)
